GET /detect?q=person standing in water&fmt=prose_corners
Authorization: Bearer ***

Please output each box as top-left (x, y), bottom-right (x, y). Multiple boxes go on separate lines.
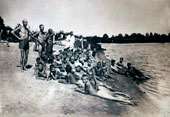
top-left (12, 19), bottom-right (30, 70)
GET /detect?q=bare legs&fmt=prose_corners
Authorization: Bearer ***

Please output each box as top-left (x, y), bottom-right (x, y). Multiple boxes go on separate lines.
top-left (20, 49), bottom-right (24, 70)
top-left (20, 49), bottom-right (29, 70)
top-left (38, 45), bottom-right (43, 57)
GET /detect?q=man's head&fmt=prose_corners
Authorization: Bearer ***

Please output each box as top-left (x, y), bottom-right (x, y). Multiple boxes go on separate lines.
top-left (38, 62), bottom-right (43, 70)
top-left (60, 30), bottom-right (64, 34)
top-left (48, 28), bottom-right (53, 34)
top-left (65, 64), bottom-right (72, 73)
top-left (97, 62), bottom-right (101, 68)
top-left (59, 50), bottom-right (63, 54)
top-left (6, 30), bottom-right (10, 34)
top-left (87, 60), bottom-right (92, 67)
top-left (127, 63), bottom-right (132, 68)
top-left (70, 56), bottom-right (75, 64)
top-left (111, 59), bottom-right (115, 66)
top-left (75, 65), bottom-right (81, 72)
top-left (36, 57), bottom-right (41, 64)
top-left (102, 61), bottom-right (106, 67)
top-left (70, 31), bottom-right (73, 36)
top-left (120, 57), bottom-right (124, 63)
top-left (39, 24), bottom-right (44, 32)
top-left (22, 19), bottom-right (28, 27)
top-left (50, 65), bottom-right (55, 72)
top-left (55, 55), bottom-right (60, 61)
top-left (74, 55), bottom-right (78, 61)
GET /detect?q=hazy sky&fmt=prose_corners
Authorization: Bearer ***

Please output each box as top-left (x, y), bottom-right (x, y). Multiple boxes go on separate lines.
top-left (0, 0), bottom-right (170, 36)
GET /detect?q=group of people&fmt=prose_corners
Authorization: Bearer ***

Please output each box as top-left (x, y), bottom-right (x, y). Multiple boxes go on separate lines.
top-left (110, 57), bottom-right (149, 81)
top-left (9, 19), bottom-right (148, 105)
top-left (34, 44), bottom-right (137, 105)
top-left (35, 46), bottom-right (99, 88)
top-left (34, 41), bottom-right (146, 95)
top-left (11, 19), bottom-right (78, 70)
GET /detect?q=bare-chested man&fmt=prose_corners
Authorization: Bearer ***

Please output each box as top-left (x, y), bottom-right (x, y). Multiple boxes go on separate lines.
top-left (12, 19), bottom-right (30, 70)
top-left (32, 24), bottom-right (46, 56)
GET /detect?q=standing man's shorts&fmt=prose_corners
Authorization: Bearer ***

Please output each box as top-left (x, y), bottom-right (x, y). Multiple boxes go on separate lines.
top-left (19, 39), bottom-right (29, 50)
top-left (39, 42), bottom-right (46, 52)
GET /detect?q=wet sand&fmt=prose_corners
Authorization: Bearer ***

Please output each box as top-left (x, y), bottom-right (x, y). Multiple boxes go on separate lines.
top-left (0, 42), bottom-right (159, 117)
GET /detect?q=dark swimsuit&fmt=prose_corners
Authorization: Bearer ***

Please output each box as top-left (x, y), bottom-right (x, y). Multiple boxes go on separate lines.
top-left (19, 39), bottom-right (29, 50)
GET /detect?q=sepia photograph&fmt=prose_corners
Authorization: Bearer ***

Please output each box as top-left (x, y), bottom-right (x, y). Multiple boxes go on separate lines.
top-left (0, 0), bottom-right (170, 117)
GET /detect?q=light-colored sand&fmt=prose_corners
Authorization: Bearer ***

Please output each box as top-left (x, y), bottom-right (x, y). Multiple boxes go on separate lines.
top-left (0, 42), bottom-right (159, 117)
top-left (0, 43), bottom-right (125, 117)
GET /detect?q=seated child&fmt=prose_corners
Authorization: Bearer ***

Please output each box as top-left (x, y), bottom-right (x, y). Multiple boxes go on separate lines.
top-left (72, 65), bottom-right (85, 87)
top-left (110, 59), bottom-right (118, 74)
top-left (84, 60), bottom-right (94, 74)
top-left (88, 71), bottom-right (98, 90)
top-left (73, 65), bottom-right (84, 80)
top-left (47, 65), bottom-right (59, 80)
top-left (93, 62), bottom-right (104, 81)
top-left (34, 57), bottom-right (41, 75)
top-left (116, 57), bottom-right (126, 74)
top-left (65, 64), bottom-right (76, 84)
top-left (35, 62), bottom-right (47, 80)
top-left (83, 74), bottom-right (97, 94)
top-left (101, 61), bottom-right (111, 79)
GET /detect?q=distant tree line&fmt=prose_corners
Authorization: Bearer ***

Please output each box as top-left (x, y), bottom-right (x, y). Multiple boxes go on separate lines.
top-left (1, 16), bottom-right (170, 43)
top-left (85, 32), bottom-right (170, 44)
top-left (0, 16), bottom-right (14, 42)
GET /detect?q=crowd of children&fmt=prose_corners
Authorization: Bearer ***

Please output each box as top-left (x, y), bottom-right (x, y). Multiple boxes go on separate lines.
top-left (34, 40), bottom-right (148, 95)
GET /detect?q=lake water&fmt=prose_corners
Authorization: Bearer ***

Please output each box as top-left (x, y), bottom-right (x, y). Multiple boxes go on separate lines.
top-left (102, 43), bottom-right (170, 116)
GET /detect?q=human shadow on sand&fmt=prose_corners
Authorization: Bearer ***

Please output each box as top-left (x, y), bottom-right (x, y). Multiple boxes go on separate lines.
top-left (74, 88), bottom-right (135, 106)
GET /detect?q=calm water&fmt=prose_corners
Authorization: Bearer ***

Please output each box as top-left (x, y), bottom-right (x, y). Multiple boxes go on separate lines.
top-left (102, 43), bottom-right (170, 116)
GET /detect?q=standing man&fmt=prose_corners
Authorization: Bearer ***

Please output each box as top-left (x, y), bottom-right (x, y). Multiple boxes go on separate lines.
top-left (65, 31), bottom-right (75, 49)
top-left (32, 24), bottom-right (46, 56)
top-left (46, 28), bottom-right (54, 57)
top-left (12, 19), bottom-right (30, 70)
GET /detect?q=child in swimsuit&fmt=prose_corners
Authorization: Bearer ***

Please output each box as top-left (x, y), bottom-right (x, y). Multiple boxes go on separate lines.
top-left (36, 62), bottom-right (47, 80)
top-left (47, 65), bottom-right (59, 80)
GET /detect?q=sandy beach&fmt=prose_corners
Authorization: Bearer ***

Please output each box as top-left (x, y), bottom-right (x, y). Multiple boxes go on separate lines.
top-left (0, 42), bottom-right (160, 117)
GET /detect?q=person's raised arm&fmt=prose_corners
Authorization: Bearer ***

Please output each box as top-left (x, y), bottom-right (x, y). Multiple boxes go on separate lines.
top-left (11, 25), bottom-right (21, 40)
top-left (31, 31), bottom-right (39, 38)
top-left (52, 32), bottom-right (55, 44)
